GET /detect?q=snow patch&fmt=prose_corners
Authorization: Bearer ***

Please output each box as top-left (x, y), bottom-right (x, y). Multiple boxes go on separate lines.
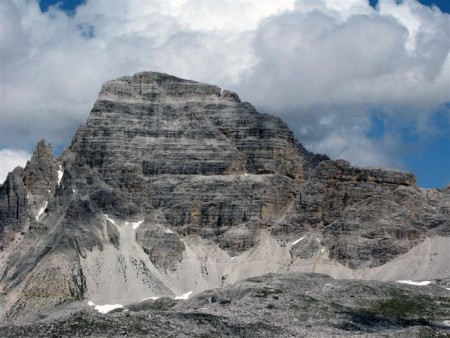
top-left (36, 201), bottom-right (48, 220)
top-left (174, 291), bottom-right (192, 300)
top-left (244, 172), bottom-right (248, 176)
top-left (396, 280), bottom-right (431, 286)
top-left (104, 214), bottom-right (116, 225)
top-left (321, 247), bottom-right (325, 253)
top-left (88, 301), bottom-right (123, 314)
top-left (165, 228), bottom-right (174, 234)
top-left (292, 236), bottom-right (305, 245)
top-left (142, 296), bottom-right (160, 301)
top-left (132, 220), bottom-right (144, 230)
top-left (442, 320), bottom-right (450, 327)
top-left (57, 166), bottom-right (64, 185)
top-left (72, 189), bottom-right (76, 193)
top-left (105, 217), bottom-right (142, 229)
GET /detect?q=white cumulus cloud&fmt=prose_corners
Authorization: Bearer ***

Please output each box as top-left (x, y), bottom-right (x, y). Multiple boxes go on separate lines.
top-left (0, 0), bottom-right (448, 183)
top-left (0, 149), bottom-right (31, 183)
top-left (240, 0), bottom-right (449, 166)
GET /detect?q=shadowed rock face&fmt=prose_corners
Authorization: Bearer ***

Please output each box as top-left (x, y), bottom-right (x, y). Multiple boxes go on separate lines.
top-left (325, 185), bottom-right (450, 269)
top-left (63, 72), bottom-right (304, 253)
top-left (0, 72), bottom-right (449, 321)
top-left (282, 160), bottom-right (449, 269)
top-left (0, 168), bottom-right (29, 250)
top-left (0, 140), bottom-right (59, 250)
top-left (63, 73), bottom-right (303, 222)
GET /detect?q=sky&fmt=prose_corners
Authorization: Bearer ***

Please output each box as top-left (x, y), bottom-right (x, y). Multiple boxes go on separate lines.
top-left (1, 0), bottom-right (449, 188)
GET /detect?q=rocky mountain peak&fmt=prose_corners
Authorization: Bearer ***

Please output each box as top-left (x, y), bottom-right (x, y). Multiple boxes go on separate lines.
top-left (0, 167), bottom-right (28, 250)
top-left (98, 72), bottom-right (222, 103)
top-left (23, 139), bottom-right (59, 195)
top-left (0, 72), bottom-right (448, 323)
top-left (63, 72), bottom-right (304, 226)
top-left (0, 139), bottom-right (59, 251)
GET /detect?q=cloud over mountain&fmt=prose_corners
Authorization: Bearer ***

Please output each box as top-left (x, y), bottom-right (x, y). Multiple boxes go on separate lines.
top-left (1, 0), bottom-right (449, 184)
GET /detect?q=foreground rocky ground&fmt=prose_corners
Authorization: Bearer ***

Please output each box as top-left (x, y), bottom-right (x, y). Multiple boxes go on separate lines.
top-left (1, 273), bottom-right (449, 337)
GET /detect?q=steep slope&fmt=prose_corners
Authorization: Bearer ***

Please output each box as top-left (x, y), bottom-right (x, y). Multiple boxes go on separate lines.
top-left (283, 160), bottom-right (450, 269)
top-left (0, 72), bottom-right (448, 321)
top-left (0, 140), bottom-right (59, 251)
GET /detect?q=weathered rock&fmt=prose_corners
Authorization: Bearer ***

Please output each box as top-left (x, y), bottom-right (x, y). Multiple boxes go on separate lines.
top-left (216, 221), bottom-right (269, 256)
top-left (136, 222), bottom-right (185, 271)
top-left (325, 185), bottom-right (450, 268)
top-left (62, 71), bottom-right (303, 247)
top-left (0, 72), bottom-right (448, 323)
top-left (1, 273), bottom-right (450, 337)
top-left (37, 71), bottom-right (303, 287)
top-left (0, 168), bottom-right (29, 250)
top-left (283, 159), bottom-right (447, 268)
top-left (23, 140), bottom-right (59, 198)
top-left (290, 160), bottom-right (417, 227)
top-left (0, 140), bottom-right (60, 251)
top-left (297, 143), bottom-right (330, 178)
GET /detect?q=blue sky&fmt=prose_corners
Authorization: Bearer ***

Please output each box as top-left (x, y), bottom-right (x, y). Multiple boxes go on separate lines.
top-left (1, 0), bottom-right (449, 188)
top-left (39, 0), bottom-right (85, 14)
top-left (39, 0), bottom-right (450, 15)
top-left (371, 0), bottom-right (450, 13)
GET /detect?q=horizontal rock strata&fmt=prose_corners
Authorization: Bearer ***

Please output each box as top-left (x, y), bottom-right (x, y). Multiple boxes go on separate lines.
top-left (0, 72), bottom-right (448, 321)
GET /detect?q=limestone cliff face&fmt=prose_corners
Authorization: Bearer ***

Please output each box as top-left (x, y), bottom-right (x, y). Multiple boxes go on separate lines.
top-left (282, 160), bottom-right (449, 268)
top-left (62, 72), bottom-right (304, 252)
top-left (0, 168), bottom-right (28, 250)
top-left (0, 140), bottom-right (59, 251)
top-left (0, 72), bottom-right (448, 320)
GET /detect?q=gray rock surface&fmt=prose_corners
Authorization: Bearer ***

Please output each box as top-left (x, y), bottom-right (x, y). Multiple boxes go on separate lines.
top-left (325, 185), bottom-right (449, 269)
top-left (22, 139), bottom-right (59, 212)
top-left (0, 167), bottom-right (29, 251)
top-left (1, 273), bottom-right (449, 337)
top-left (281, 159), bottom-right (449, 268)
top-left (0, 72), bottom-right (449, 324)
top-left (65, 72), bottom-right (303, 226)
top-left (0, 140), bottom-right (59, 251)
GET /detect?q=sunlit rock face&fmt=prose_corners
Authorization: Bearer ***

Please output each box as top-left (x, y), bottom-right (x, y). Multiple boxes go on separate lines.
top-left (68, 72), bottom-right (304, 226)
top-left (0, 72), bottom-right (448, 321)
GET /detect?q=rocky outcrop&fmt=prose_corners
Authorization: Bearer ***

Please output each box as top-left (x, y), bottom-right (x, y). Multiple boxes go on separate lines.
top-left (281, 160), bottom-right (449, 268)
top-left (0, 168), bottom-right (29, 251)
top-left (1, 273), bottom-right (450, 337)
top-left (62, 72), bottom-right (303, 253)
top-left (324, 185), bottom-right (449, 269)
top-left (0, 72), bottom-right (448, 321)
top-left (22, 140), bottom-right (59, 217)
top-left (297, 143), bottom-right (330, 178)
top-left (0, 140), bottom-right (59, 251)
top-left (288, 160), bottom-right (417, 229)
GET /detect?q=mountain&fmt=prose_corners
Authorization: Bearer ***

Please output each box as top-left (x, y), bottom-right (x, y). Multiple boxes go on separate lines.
top-left (0, 72), bottom-right (449, 335)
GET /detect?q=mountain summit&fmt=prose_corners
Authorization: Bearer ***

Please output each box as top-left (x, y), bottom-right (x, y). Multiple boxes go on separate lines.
top-left (0, 72), bottom-right (449, 325)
